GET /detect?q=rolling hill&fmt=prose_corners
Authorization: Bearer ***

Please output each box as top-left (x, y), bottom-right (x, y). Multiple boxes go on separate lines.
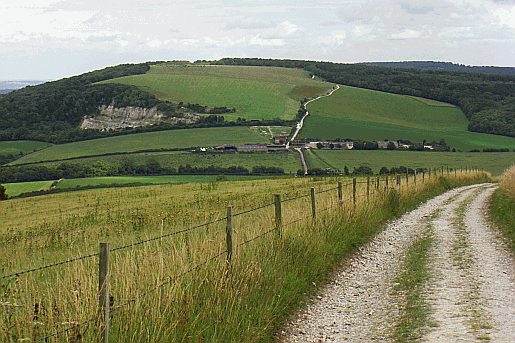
top-left (300, 85), bottom-right (515, 151)
top-left (100, 64), bottom-right (332, 121)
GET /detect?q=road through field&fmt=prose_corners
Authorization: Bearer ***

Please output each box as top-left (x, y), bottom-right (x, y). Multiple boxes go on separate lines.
top-left (282, 183), bottom-right (515, 342)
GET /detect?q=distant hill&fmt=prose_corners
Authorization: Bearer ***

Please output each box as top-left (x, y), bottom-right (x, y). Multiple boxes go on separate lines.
top-left (0, 80), bottom-right (47, 90)
top-left (360, 61), bottom-right (515, 76)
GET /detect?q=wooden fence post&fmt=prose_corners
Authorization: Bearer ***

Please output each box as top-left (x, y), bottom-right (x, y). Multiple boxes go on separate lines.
top-left (352, 178), bottom-right (357, 205)
top-left (385, 175), bottom-right (389, 189)
top-left (405, 172), bottom-right (409, 185)
top-left (414, 171), bottom-right (417, 186)
top-left (367, 176), bottom-right (370, 200)
top-left (311, 187), bottom-right (316, 219)
top-left (98, 243), bottom-right (110, 343)
top-left (376, 176), bottom-right (380, 190)
top-left (422, 170), bottom-right (425, 182)
top-left (338, 182), bottom-right (343, 203)
top-left (226, 206), bottom-right (233, 264)
top-left (274, 194), bottom-right (282, 238)
top-left (396, 174), bottom-right (401, 190)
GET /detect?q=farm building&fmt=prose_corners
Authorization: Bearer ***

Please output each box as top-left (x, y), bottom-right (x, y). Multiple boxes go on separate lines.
top-left (236, 144), bottom-right (268, 153)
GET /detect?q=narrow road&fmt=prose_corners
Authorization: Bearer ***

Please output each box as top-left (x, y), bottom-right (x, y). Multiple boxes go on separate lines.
top-left (287, 85), bottom-right (340, 149)
top-left (282, 183), bottom-right (515, 342)
top-left (295, 148), bottom-right (308, 175)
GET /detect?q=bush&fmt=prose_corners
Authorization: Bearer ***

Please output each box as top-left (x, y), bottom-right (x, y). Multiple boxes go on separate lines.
top-left (0, 184), bottom-right (7, 200)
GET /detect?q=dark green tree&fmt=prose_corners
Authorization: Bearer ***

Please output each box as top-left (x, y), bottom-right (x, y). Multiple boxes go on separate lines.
top-left (0, 184), bottom-right (7, 200)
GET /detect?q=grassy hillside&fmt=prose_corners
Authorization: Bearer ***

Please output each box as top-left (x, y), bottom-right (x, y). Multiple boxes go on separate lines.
top-left (301, 86), bottom-right (515, 151)
top-left (9, 127), bottom-right (267, 165)
top-left (0, 141), bottom-right (51, 155)
top-left (305, 149), bottom-right (514, 176)
top-left (100, 64), bottom-right (332, 121)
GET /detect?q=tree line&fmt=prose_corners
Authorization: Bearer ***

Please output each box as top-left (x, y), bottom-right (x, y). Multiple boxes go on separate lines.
top-left (0, 158), bottom-right (285, 184)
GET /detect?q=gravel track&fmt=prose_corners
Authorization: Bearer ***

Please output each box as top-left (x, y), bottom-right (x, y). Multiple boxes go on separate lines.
top-left (282, 183), bottom-right (515, 342)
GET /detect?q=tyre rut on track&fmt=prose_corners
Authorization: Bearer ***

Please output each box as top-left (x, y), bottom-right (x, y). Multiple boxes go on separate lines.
top-left (281, 183), bottom-right (515, 342)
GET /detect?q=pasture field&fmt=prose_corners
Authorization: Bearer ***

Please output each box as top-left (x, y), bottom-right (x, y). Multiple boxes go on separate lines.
top-left (0, 141), bottom-right (51, 155)
top-left (2, 180), bottom-right (55, 197)
top-left (9, 127), bottom-right (266, 165)
top-left (0, 171), bottom-right (489, 342)
top-left (250, 125), bottom-right (292, 141)
top-left (301, 86), bottom-right (515, 151)
top-left (54, 175), bottom-right (273, 189)
top-left (100, 64), bottom-right (332, 121)
top-left (305, 149), bottom-right (515, 176)
top-left (36, 150), bottom-right (302, 174)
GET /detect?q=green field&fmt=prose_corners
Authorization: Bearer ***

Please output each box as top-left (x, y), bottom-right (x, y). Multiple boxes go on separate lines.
top-left (35, 150), bottom-right (302, 174)
top-left (3, 180), bottom-right (55, 197)
top-left (305, 149), bottom-right (515, 176)
top-left (0, 141), bottom-right (51, 155)
top-left (9, 127), bottom-right (267, 165)
top-left (55, 175), bottom-right (272, 189)
top-left (250, 126), bottom-right (292, 141)
top-left (301, 86), bottom-right (515, 151)
top-left (101, 64), bottom-right (332, 121)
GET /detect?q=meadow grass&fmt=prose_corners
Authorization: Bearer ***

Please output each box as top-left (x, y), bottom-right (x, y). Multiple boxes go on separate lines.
top-left (304, 149), bottom-right (515, 176)
top-left (0, 141), bottom-right (51, 156)
top-left (2, 181), bottom-right (56, 197)
top-left (0, 171), bottom-right (490, 342)
top-left (100, 65), bottom-right (332, 121)
top-left (489, 165), bottom-right (515, 254)
top-left (300, 86), bottom-right (515, 151)
top-left (9, 127), bottom-right (267, 165)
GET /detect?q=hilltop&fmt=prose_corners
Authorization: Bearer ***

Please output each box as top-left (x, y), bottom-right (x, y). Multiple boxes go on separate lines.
top-left (0, 59), bottom-right (514, 145)
top-left (360, 61), bottom-right (515, 75)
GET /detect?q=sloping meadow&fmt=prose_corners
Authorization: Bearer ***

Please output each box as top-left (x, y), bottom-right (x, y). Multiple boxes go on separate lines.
top-left (0, 171), bottom-right (490, 342)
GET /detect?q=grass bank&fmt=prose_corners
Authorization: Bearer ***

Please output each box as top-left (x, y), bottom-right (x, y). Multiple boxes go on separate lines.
top-left (0, 171), bottom-right (489, 342)
top-left (489, 165), bottom-right (515, 253)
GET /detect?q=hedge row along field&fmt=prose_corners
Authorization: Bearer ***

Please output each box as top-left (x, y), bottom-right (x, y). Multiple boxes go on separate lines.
top-left (1, 171), bottom-right (489, 342)
top-left (100, 64), bottom-right (333, 121)
top-left (300, 85), bottom-right (515, 151)
top-left (305, 150), bottom-right (515, 177)
top-left (8, 127), bottom-right (267, 165)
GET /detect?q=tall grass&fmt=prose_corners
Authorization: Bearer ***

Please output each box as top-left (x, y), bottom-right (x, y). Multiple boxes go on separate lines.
top-left (489, 165), bottom-right (515, 253)
top-left (0, 171), bottom-right (490, 342)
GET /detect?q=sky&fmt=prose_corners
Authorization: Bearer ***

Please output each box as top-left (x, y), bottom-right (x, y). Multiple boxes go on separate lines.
top-left (1, 0), bottom-right (514, 80)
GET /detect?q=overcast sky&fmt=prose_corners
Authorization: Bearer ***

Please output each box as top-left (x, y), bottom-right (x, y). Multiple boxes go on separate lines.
top-left (1, 0), bottom-right (514, 80)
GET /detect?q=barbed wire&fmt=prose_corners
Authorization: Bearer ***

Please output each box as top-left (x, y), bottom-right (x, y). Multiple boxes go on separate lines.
top-left (315, 186), bottom-right (338, 195)
top-left (282, 193), bottom-right (311, 203)
top-left (111, 249), bottom-right (227, 313)
top-left (0, 251), bottom-right (99, 280)
top-left (236, 228), bottom-right (276, 248)
top-left (233, 201), bottom-right (274, 217)
top-left (111, 216), bottom-right (228, 253)
top-left (34, 317), bottom-right (96, 342)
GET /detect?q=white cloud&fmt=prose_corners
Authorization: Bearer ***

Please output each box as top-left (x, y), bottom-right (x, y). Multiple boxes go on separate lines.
top-left (249, 35), bottom-right (284, 46)
top-left (0, 0), bottom-right (514, 79)
top-left (390, 29), bottom-right (422, 39)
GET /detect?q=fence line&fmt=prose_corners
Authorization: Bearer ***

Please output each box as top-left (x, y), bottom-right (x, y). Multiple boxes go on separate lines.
top-left (3, 169), bottom-right (483, 341)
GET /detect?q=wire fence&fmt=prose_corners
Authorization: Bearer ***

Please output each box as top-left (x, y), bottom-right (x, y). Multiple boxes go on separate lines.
top-left (1, 169), bottom-right (482, 341)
